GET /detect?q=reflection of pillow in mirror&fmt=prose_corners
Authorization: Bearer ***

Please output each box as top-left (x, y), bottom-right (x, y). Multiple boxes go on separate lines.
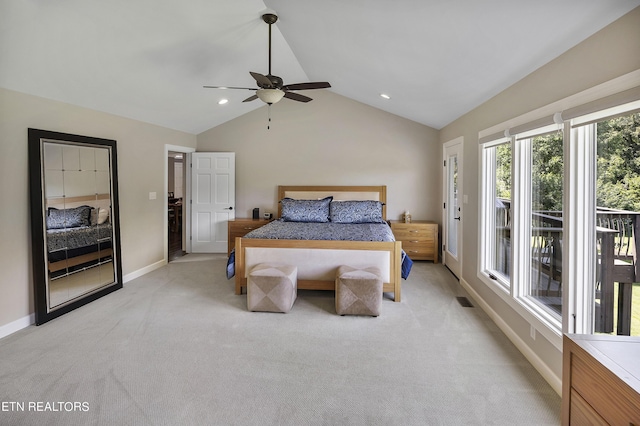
top-left (90, 207), bottom-right (110, 225)
top-left (47, 205), bottom-right (92, 229)
top-left (97, 208), bottom-right (109, 224)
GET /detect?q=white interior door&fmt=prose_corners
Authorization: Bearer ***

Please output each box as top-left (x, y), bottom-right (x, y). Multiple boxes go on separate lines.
top-left (191, 152), bottom-right (235, 253)
top-left (443, 138), bottom-right (463, 278)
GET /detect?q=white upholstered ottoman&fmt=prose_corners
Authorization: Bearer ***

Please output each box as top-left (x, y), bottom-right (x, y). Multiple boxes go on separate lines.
top-left (335, 265), bottom-right (383, 316)
top-left (247, 263), bottom-right (297, 313)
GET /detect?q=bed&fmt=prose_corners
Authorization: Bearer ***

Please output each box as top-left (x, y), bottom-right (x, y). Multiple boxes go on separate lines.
top-left (231, 185), bottom-right (411, 302)
top-left (46, 195), bottom-right (113, 278)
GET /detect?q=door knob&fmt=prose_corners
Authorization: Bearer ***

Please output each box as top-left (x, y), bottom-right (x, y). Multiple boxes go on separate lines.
top-left (225, 207), bottom-right (233, 210)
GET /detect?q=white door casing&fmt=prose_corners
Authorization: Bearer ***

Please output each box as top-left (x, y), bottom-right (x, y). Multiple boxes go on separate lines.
top-left (443, 138), bottom-right (463, 278)
top-left (191, 152), bottom-right (235, 253)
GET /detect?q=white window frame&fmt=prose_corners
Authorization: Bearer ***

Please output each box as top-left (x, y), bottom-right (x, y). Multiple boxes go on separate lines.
top-left (478, 89), bottom-right (640, 348)
top-left (480, 134), bottom-right (563, 348)
top-left (479, 138), bottom-right (512, 291)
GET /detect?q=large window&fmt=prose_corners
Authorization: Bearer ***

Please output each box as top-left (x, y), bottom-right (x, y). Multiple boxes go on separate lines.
top-left (480, 99), bottom-right (640, 338)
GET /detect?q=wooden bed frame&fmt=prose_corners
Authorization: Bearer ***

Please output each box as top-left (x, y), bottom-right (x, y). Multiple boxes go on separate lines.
top-left (234, 185), bottom-right (403, 302)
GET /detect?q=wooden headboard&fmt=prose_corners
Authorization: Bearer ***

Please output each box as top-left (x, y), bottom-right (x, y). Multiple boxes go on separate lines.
top-left (46, 193), bottom-right (111, 210)
top-left (277, 185), bottom-right (387, 220)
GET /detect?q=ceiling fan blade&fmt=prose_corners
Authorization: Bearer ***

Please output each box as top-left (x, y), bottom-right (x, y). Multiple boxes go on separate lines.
top-left (242, 94), bottom-right (258, 102)
top-left (203, 85), bottom-right (255, 90)
top-left (283, 91), bottom-right (313, 103)
top-left (282, 82), bottom-right (331, 91)
top-left (249, 71), bottom-right (273, 88)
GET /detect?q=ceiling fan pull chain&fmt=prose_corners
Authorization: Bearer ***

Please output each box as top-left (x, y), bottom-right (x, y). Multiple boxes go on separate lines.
top-left (267, 104), bottom-right (271, 130)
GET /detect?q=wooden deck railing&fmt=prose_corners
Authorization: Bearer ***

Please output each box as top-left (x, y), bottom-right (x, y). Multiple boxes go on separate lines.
top-left (495, 199), bottom-right (639, 335)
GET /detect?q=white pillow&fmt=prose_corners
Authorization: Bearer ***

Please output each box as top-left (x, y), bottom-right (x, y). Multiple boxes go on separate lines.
top-left (97, 208), bottom-right (109, 224)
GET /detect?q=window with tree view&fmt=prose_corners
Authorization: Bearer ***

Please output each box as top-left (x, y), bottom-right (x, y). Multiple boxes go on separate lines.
top-left (484, 142), bottom-right (512, 285)
top-left (593, 111), bottom-right (640, 336)
top-left (527, 131), bottom-right (563, 317)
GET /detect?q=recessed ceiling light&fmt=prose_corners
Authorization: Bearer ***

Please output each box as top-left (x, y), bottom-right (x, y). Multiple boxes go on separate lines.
top-left (380, 93), bottom-right (391, 100)
top-left (218, 99), bottom-right (229, 105)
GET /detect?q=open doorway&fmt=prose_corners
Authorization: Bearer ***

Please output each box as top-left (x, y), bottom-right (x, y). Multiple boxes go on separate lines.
top-left (168, 151), bottom-right (186, 261)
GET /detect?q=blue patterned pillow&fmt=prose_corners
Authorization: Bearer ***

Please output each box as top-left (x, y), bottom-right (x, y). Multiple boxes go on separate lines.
top-left (46, 205), bottom-right (92, 229)
top-left (330, 200), bottom-right (385, 224)
top-left (280, 197), bottom-right (332, 223)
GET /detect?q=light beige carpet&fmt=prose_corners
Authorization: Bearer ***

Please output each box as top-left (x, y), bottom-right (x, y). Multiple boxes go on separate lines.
top-left (0, 254), bottom-right (560, 425)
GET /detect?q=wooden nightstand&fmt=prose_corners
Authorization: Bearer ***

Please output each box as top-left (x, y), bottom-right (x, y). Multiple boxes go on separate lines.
top-left (389, 220), bottom-right (438, 262)
top-left (228, 218), bottom-right (270, 254)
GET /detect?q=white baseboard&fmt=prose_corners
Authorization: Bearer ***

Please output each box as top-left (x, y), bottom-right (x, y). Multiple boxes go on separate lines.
top-left (123, 259), bottom-right (167, 283)
top-left (1, 260), bottom-right (167, 340)
top-left (0, 314), bottom-right (35, 340)
top-left (460, 277), bottom-right (562, 396)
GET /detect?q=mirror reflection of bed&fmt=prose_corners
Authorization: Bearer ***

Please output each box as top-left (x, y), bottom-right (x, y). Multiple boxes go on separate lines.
top-left (43, 142), bottom-right (116, 308)
top-left (45, 195), bottom-right (115, 308)
top-left (29, 129), bottom-right (123, 325)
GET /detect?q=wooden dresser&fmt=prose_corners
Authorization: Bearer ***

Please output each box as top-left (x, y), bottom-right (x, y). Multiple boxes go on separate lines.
top-left (389, 220), bottom-right (438, 262)
top-left (227, 218), bottom-right (270, 254)
top-left (562, 333), bottom-right (640, 425)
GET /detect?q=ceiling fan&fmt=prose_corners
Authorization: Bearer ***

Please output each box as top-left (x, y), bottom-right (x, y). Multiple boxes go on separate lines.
top-left (204, 12), bottom-right (331, 105)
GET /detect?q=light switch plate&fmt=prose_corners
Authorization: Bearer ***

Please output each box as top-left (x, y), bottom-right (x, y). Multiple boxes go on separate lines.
top-left (149, 192), bottom-right (157, 200)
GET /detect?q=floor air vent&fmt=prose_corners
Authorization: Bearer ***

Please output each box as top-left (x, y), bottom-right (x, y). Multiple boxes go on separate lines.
top-left (456, 296), bottom-right (474, 307)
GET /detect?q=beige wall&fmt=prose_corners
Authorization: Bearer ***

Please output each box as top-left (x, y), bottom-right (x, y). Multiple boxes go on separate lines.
top-left (0, 88), bottom-right (196, 331)
top-left (439, 7), bottom-right (640, 386)
top-left (197, 90), bottom-right (440, 221)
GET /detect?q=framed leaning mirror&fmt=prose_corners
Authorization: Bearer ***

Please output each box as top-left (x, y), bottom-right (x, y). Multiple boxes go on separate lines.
top-left (28, 128), bottom-right (123, 325)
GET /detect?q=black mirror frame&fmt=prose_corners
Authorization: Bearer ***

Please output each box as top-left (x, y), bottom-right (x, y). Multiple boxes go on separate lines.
top-left (28, 128), bottom-right (123, 325)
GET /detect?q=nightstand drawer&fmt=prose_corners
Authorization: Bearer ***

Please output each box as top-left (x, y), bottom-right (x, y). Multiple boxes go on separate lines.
top-left (402, 242), bottom-right (435, 258)
top-left (229, 224), bottom-right (262, 238)
top-left (390, 225), bottom-right (434, 239)
top-left (392, 232), bottom-right (435, 243)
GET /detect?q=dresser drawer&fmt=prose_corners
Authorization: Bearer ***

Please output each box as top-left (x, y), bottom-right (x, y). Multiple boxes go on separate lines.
top-left (571, 350), bottom-right (640, 424)
top-left (569, 389), bottom-right (607, 426)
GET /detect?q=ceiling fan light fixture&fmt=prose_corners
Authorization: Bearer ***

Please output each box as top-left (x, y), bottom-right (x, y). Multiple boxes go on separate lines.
top-left (257, 88), bottom-right (285, 104)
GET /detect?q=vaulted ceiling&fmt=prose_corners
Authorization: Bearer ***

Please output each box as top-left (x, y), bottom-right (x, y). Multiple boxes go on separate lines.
top-left (1, 1), bottom-right (638, 134)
